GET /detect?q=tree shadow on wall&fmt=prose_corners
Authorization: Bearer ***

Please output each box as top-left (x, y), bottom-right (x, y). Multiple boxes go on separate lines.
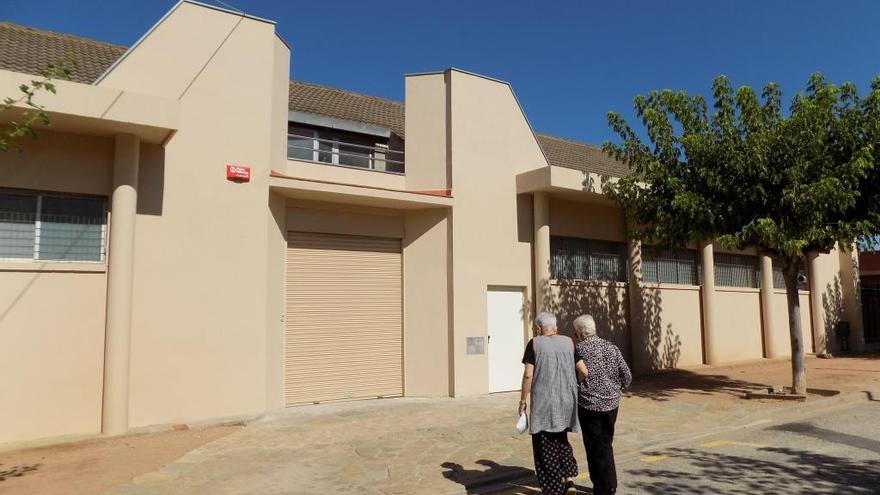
top-left (532, 253), bottom-right (683, 375)
top-left (624, 446), bottom-right (880, 494)
top-left (635, 283), bottom-right (683, 373)
top-left (823, 275), bottom-right (845, 352)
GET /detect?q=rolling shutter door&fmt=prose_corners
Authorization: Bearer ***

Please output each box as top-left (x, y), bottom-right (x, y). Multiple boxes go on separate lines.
top-left (285, 232), bottom-right (402, 405)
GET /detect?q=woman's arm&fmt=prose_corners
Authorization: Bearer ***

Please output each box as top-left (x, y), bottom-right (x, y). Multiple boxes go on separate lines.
top-left (518, 363), bottom-right (534, 415)
top-left (576, 360), bottom-right (589, 382)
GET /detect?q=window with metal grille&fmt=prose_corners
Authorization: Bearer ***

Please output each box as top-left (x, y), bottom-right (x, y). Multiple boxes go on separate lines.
top-left (0, 190), bottom-right (106, 262)
top-left (642, 247), bottom-right (700, 285)
top-left (714, 253), bottom-right (760, 288)
top-left (550, 236), bottom-right (627, 282)
top-left (772, 258), bottom-right (808, 290)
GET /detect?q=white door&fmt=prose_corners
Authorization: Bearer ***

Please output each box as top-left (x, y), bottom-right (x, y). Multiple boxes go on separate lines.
top-left (488, 288), bottom-right (527, 393)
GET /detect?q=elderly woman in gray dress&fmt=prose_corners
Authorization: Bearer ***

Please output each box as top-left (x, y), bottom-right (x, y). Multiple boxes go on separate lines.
top-left (518, 312), bottom-right (588, 495)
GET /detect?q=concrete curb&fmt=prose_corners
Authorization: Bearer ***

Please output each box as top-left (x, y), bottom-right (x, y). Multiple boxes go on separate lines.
top-left (450, 389), bottom-right (878, 495)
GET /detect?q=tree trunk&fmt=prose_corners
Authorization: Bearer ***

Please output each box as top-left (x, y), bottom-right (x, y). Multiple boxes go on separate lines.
top-left (783, 260), bottom-right (807, 395)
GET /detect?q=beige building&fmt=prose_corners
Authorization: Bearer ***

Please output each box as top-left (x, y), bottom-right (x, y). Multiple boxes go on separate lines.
top-left (0, 1), bottom-right (866, 446)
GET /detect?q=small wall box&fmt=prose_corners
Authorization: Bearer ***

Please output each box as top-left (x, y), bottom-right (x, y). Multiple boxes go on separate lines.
top-left (226, 164), bottom-right (251, 182)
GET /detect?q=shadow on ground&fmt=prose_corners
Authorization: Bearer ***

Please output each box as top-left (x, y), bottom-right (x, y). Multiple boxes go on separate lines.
top-left (625, 446), bottom-right (880, 494)
top-left (0, 463), bottom-right (40, 481)
top-left (625, 369), bottom-right (770, 402)
top-left (441, 460), bottom-right (593, 494)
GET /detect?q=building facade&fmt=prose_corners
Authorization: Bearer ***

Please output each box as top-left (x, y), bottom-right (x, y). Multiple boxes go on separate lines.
top-left (0, 1), bottom-right (866, 446)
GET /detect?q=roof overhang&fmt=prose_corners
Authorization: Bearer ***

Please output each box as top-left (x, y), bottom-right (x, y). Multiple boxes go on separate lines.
top-left (269, 170), bottom-right (452, 210)
top-left (516, 165), bottom-right (617, 205)
top-left (0, 69), bottom-right (178, 144)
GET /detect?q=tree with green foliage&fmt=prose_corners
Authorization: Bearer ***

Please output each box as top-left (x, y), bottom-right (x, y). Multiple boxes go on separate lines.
top-left (1, 60), bottom-right (71, 151)
top-left (604, 73), bottom-right (880, 394)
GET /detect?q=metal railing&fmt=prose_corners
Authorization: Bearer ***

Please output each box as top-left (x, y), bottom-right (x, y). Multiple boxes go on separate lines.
top-left (287, 133), bottom-right (405, 174)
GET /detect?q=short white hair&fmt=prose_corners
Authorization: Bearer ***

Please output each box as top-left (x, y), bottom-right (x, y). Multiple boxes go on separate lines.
top-left (535, 312), bottom-right (557, 331)
top-left (574, 314), bottom-right (597, 340)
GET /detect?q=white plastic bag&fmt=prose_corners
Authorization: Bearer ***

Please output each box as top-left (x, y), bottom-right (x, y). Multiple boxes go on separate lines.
top-left (516, 412), bottom-right (529, 434)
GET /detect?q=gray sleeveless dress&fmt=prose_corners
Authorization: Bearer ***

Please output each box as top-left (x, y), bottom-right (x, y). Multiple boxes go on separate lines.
top-left (529, 335), bottom-right (579, 434)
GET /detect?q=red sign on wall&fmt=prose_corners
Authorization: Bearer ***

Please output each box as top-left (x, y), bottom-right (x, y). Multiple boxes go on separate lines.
top-left (226, 164), bottom-right (251, 182)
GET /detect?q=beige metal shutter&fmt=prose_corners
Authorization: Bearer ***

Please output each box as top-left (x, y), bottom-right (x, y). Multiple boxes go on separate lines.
top-left (285, 232), bottom-right (402, 405)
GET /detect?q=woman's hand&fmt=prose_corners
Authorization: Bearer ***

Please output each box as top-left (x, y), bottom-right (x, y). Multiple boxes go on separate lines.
top-left (518, 400), bottom-right (527, 416)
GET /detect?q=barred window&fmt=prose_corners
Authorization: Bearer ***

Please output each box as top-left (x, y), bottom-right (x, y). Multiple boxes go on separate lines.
top-left (772, 258), bottom-right (808, 290)
top-left (551, 236), bottom-right (627, 282)
top-left (714, 253), bottom-right (760, 288)
top-left (642, 247), bottom-right (700, 285)
top-left (0, 190), bottom-right (106, 262)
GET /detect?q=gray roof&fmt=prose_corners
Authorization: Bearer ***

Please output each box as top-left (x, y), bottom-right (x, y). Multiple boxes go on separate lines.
top-left (0, 22), bottom-right (628, 177)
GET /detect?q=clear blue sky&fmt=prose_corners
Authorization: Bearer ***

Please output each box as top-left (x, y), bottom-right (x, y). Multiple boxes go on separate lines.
top-left (8, 0), bottom-right (880, 145)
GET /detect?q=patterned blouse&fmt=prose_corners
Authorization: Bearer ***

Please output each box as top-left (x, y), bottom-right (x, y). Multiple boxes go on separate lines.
top-left (575, 336), bottom-right (632, 412)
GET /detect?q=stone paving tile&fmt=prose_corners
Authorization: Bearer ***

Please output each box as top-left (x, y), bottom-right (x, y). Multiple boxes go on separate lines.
top-left (103, 355), bottom-right (880, 495)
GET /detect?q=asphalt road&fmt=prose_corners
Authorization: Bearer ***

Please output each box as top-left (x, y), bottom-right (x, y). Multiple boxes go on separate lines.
top-left (488, 399), bottom-right (880, 494)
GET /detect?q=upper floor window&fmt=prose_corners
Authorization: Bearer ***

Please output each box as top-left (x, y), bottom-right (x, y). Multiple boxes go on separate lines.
top-left (714, 253), bottom-right (760, 288)
top-left (642, 247), bottom-right (700, 285)
top-left (0, 190), bottom-right (106, 262)
top-left (551, 236), bottom-right (627, 282)
top-left (287, 124), bottom-right (404, 173)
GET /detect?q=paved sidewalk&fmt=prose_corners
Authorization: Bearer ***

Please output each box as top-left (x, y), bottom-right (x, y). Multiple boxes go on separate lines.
top-left (99, 355), bottom-right (880, 495)
top-left (2, 355), bottom-right (878, 495)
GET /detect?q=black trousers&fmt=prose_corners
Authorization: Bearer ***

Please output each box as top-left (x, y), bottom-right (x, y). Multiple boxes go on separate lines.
top-left (531, 430), bottom-right (578, 495)
top-left (577, 406), bottom-right (619, 495)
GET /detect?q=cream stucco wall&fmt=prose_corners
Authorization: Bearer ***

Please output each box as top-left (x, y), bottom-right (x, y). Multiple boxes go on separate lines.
top-left (403, 209), bottom-right (452, 396)
top-left (0, 270), bottom-right (107, 444)
top-left (0, 131), bottom-right (113, 195)
top-left (714, 289), bottom-right (764, 362)
top-left (0, 132), bottom-right (114, 444)
top-left (283, 159), bottom-right (407, 190)
top-left (444, 70), bottom-right (547, 396)
top-left (549, 198), bottom-right (625, 242)
top-left (769, 291), bottom-right (813, 357)
top-left (631, 285), bottom-right (703, 374)
top-left (404, 73), bottom-right (450, 191)
top-left (97, 3), bottom-right (290, 428)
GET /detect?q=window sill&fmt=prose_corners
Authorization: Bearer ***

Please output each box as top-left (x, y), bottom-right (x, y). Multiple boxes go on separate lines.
top-left (773, 289), bottom-right (811, 295)
top-left (639, 282), bottom-right (701, 291)
top-left (0, 261), bottom-right (107, 273)
top-left (716, 286), bottom-right (761, 294)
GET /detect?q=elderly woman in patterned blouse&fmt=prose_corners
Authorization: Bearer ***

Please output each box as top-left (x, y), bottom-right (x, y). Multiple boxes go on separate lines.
top-left (573, 314), bottom-right (632, 495)
top-left (518, 312), bottom-right (589, 495)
